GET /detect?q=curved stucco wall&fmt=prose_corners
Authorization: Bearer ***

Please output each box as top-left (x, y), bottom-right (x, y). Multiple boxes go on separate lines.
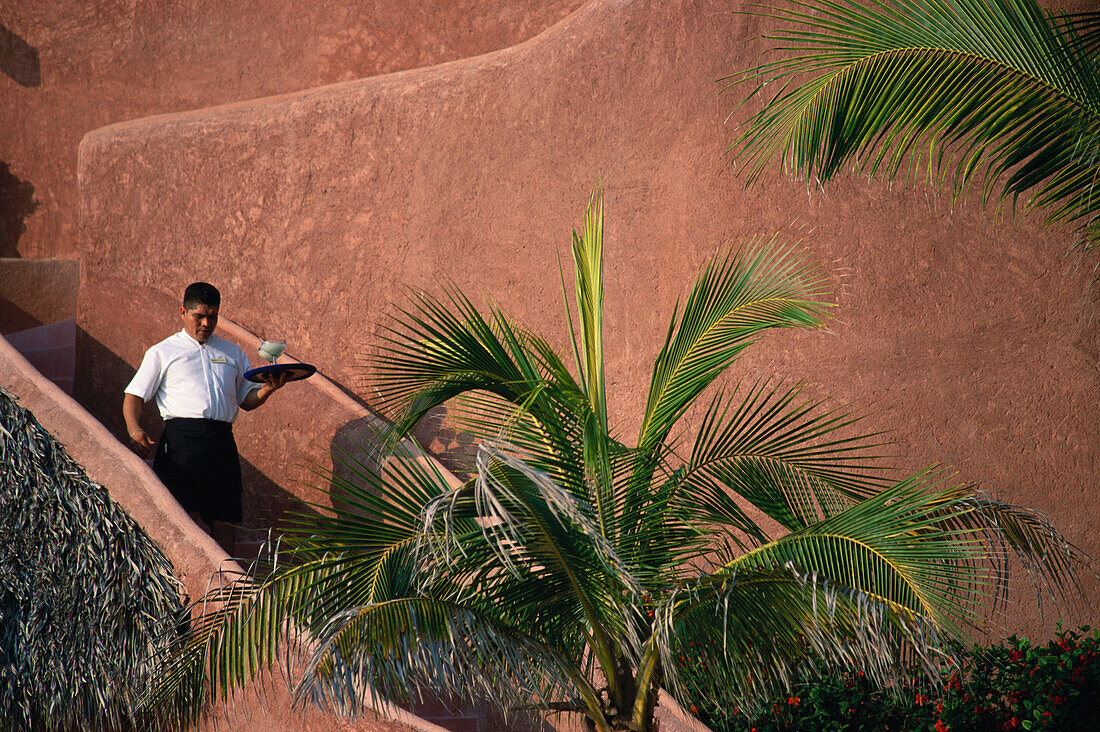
top-left (76, 0), bottom-right (1099, 642)
top-left (0, 0), bottom-right (586, 258)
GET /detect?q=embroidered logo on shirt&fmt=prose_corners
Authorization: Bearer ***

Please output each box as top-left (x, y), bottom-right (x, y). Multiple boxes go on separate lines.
top-left (210, 356), bottom-right (228, 364)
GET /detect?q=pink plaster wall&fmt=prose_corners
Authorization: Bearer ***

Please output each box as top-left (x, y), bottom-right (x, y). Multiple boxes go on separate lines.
top-left (0, 258), bottom-right (78, 331)
top-left (0, 0), bottom-right (586, 258)
top-left (76, 0), bottom-right (1100, 641)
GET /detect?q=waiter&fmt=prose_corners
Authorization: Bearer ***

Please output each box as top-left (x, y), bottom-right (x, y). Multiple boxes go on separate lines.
top-left (123, 282), bottom-right (286, 554)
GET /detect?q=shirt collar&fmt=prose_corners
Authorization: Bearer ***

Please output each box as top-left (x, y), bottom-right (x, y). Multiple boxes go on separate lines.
top-left (178, 329), bottom-right (207, 348)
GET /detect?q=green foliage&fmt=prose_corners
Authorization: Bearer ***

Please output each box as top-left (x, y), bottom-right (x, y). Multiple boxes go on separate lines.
top-left (0, 387), bottom-right (186, 731)
top-left (693, 626), bottom-right (1100, 732)
top-left (727, 0), bottom-right (1100, 248)
top-left (152, 192), bottom-right (1084, 731)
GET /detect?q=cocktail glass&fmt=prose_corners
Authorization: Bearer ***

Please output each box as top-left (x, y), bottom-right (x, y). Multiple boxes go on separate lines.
top-left (258, 339), bottom-right (286, 364)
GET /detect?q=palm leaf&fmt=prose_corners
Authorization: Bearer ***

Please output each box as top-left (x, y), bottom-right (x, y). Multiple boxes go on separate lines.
top-left (678, 380), bottom-right (893, 539)
top-left (297, 597), bottom-right (585, 718)
top-left (657, 565), bottom-right (944, 717)
top-left (147, 428), bottom-right (457, 725)
top-left (728, 0), bottom-right (1100, 246)
top-left (369, 284), bottom-right (551, 437)
top-left (636, 240), bottom-right (830, 455)
top-left (569, 190), bottom-right (621, 545)
top-left (723, 472), bottom-right (1087, 640)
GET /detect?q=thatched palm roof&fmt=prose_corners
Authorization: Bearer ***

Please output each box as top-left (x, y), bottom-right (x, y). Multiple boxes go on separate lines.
top-left (0, 386), bottom-right (186, 730)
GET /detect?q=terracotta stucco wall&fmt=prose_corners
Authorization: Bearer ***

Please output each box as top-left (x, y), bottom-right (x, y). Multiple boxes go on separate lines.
top-left (0, 0), bottom-right (585, 258)
top-left (0, 258), bottom-right (78, 331)
top-left (76, 0), bottom-right (1100, 640)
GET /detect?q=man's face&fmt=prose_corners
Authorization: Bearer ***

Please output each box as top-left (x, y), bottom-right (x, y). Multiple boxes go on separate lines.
top-left (181, 303), bottom-right (219, 343)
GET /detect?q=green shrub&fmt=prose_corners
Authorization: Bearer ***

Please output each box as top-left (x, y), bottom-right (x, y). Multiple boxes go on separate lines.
top-left (692, 626), bottom-right (1100, 732)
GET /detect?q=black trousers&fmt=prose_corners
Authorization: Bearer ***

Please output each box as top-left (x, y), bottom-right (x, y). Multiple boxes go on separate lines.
top-left (153, 418), bottom-right (242, 524)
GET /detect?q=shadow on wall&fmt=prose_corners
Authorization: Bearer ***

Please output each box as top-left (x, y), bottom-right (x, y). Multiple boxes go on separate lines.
top-left (74, 326), bottom-right (308, 531)
top-left (409, 404), bottom-right (479, 479)
top-left (0, 25), bottom-right (39, 87)
top-left (0, 162), bottom-right (38, 257)
top-left (0, 297), bottom-right (43, 333)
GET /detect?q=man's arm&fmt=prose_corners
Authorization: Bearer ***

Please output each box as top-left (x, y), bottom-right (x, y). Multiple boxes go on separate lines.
top-left (239, 373), bottom-right (288, 411)
top-left (123, 393), bottom-right (157, 454)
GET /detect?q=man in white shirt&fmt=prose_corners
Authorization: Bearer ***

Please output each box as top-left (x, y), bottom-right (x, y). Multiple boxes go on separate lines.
top-left (123, 282), bottom-right (286, 554)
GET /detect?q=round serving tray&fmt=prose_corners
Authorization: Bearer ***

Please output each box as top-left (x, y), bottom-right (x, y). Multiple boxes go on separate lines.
top-left (243, 362), bottom-right (318, 383)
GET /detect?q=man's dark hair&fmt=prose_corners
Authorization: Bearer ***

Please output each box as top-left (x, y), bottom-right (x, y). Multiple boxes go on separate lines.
top-left (183, 282), bottom-right (220, 310)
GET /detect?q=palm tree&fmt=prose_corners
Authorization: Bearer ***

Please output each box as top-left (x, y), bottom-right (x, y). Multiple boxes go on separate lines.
top-left (151, 192), bottom-right (1082, 732)
top-left (726, 0), bottom-right (1100, 249)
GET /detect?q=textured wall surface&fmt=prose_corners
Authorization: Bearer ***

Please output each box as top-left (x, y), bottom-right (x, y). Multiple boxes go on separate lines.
top-left (0, 258), bottom-right (78, 331)
top-left (0, 0), bottom-right (585, 258)
top-left (76, 0), bottom-right (1100, 640)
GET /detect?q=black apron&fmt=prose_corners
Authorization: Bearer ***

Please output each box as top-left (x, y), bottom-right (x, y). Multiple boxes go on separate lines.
top-left (153, 418), bottom-right (242, 524)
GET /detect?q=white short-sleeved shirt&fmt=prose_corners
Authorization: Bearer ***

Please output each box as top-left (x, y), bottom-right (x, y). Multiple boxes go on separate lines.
top-left (125, 330), bottom-right (259, 423)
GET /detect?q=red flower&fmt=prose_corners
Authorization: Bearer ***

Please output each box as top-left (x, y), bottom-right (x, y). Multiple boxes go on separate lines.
top-left (914, 693), bottom-right (929, 706)
top-left (689, 705), bottom-right (698, 715)
top-left (787, 696), bottom-right (800, 706)
top-left (936, 702), bottom-right (945, 714)
top-left (935, 720), bottom-right (949, 732)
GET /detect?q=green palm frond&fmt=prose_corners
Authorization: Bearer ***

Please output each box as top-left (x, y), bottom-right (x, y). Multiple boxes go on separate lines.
top-left (637, 240), bottom-right (830, 455)
top-left (424, 444), bottom-right (645, 680)
top-left (679, 380), bottom-right (893, 539)
top-left (369, 285), bottom-right (551, 437)
top-left (729, 474), bottom-right (994, 637)
top-left (297, 598), bottom-right (583, 719)
top-left (728, 0), bottom-right (1100, 247)
top-left (155, 189), bottom-right (1085, 731)
top-left (657, 565), bottom-right (943, 717)
top-left (921, 490), bottom-right (1088, 611)
top-left (146, 555), bottom-right (342, 726)
top-left (659, 471), bottom-right (1087, 716)
top-left (1062, 11), bottom-right (1100, 55)
top-left (148, 428), bottom-right (456, 725)
top-left (725, 472), bottom-right (1087, 640)
top-left (568, 190), bottom-right (621, 546)
top-left (572, 185), bottom-right (608, 426)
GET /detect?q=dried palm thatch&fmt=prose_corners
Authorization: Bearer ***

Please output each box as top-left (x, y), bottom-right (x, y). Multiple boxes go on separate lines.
top-left (0, 387), bottom-right (186, 730)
